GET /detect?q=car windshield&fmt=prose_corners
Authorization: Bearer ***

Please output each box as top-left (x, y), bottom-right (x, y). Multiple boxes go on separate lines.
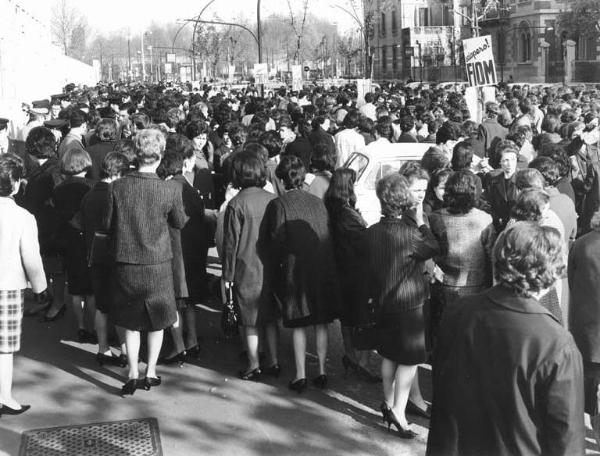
top-left (344, 153), bottom-right (369, 180)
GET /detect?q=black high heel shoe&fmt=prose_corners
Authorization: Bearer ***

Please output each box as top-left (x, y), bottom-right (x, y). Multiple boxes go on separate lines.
top-left (383, 408), bottom-right (418, 439)
top-left (144, 376), bottom-right (162, 390)
top-left (239, 367), bottom-right (261, 381)
top-left (158, 351), bottom-right (185, 366)
top-left (0, 404), bottom-right (31, 416)
top-left (406, 399), bottom-right (431, 419)
top-left (312, 374), bottom-right (328, 389)
top-left (44, 304), bottom-right (66, 322)
top-left (262, 363), bottom-right (282, 378)
top-left (342, 355), bottom-right (358, 375)
top-left (96, 353), bottom-right (126, 367)
top-left (185, 345), bottom-right (201, 360)
top-left (288, 378), bottom-right (307, 393)
top-left (120, 379), bottom-right (139, 397)
top-left (380, 401), bottom-right (391, 423)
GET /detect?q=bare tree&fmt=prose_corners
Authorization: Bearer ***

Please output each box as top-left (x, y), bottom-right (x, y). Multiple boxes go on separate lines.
top-left (286, 0), bottom-right (311, 64)
top-left (51, 0), bottom-right (87, 58)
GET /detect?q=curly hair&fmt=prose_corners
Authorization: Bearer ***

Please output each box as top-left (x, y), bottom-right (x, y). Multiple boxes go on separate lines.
top-left (135, 128), bottom-right (166, 165)
top-left (511, 189), bottom-right (549, 223)
top-left (529, 156), bottom-right (560, 187)
top-left (376, 173), bottom-right (414, 218)
top-left (444, 170), bottom-right (478, 214)
top-left (276, 154), bottom-right (306, 190)
top-left (0, 154), bottom-right (24, 197)
top-left (25, 126), bottom-right (57, 159)
top-left (493, 221), bottom-right (565, 297)
top-left (515, 168), bottom-right (545, 191)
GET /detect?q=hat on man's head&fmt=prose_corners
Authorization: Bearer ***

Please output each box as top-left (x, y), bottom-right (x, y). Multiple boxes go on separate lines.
top-left (51, 93), bottom-right (70, 103)
top-left (44, 119), bottom-right (69, 130)
top-left (0, 118), bottom-right (9, 130)
top-left (64, 83), bottom-right (76, 93)
top-left (485, 101), bottom-right (500, 114)
top-left (31, 99), bottom-right (50, 115)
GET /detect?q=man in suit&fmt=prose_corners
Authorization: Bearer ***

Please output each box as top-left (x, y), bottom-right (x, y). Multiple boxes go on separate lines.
top-left (485, 141), bottom-right (519, 231)
top-left (478, 101), bottom-right (508, 156)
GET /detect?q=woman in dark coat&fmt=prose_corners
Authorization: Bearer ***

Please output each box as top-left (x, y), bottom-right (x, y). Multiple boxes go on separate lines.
top-left (223, 151), bottom-right (279, 380)
top-left (52, 148), bottom-right (95, 342)
top-left (16, 127), bottom-right (64, 319)
top-left (568, 210), bottom-right (600, 416)
top-left (427, 222), bottom-right (583, 456)
top-left (86, 118), bottom-right (119, 183)
top-left (81, 152), bottom-right (129, 367)
top-left (105, 128), bottom-right (186, 396)
top-left (364, 173), bottom-right (440, 439)
top-left (265, 155), bottom-right (340, 392)
top-left (324, 168), bottom-right (377, 381)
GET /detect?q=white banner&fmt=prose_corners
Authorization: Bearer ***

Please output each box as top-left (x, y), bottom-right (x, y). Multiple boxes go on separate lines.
top-left (462, 35), bottom-right (497, 88)
top-left (253, 63), bottom-right (268, 84)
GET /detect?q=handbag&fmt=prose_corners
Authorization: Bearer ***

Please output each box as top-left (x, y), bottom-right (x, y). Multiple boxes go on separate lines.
top-left (351, 298), bottom-right (378, 350)
top-left (87, 232), bottom-right (111, 267)
top-left (221, 286), bottom-right (239, 338)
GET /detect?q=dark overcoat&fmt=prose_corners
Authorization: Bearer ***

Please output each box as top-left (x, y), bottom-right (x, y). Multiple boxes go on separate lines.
top-left (427, 285), bottom-right (584, 456)
top-left (266, 189), bottom-right (340, 327)
top-left (222, 186), bottom-right (278, 326)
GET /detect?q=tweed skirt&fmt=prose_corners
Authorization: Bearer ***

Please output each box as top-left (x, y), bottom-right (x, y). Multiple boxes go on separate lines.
top-left (0, 290), bottom-right (24, 353)
top-left (112, 262), bottom-right (177, 332)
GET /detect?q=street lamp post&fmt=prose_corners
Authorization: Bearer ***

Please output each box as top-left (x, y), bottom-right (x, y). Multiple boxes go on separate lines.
top-left (149, 45), bottom-right (154, 82)
top-left (127, 33), bottom-right (132, 82)
top-left (141, 33), bottom-right (146, 82)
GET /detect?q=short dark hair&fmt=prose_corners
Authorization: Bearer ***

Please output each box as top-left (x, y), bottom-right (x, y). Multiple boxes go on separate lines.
top-left (69, 109), bottom-right (87, 128)
top-left (95, 118), bottom-right (118, 142)
top-left (494, 221), bottom-right (564, 297)
top-left (259, 130), bottom-right (283, 159)
top-left (529, 156), bottom-right (560, 187)
top-left (100, 152), bottom-right (129, 179)
top-left (232, 151), bottom-right (267, 189)
top-left (400, 115), bottom-right (415, 133)
top-left (342, 110), bottom-right (361, 129)
top-left (276, 154), bottom-right (306, 190)
top-left (310, 140), bottom-right (336, 172)
top-left (436, 121), bottom-right (464, 145)
top-left (444, 170), bottom-right (478, 214)
top-left (26, 126), bottom-right (57, 159)
top-left (376, 173), bottom-right (414, 217)
top-left (113, 138), bottom-right (136, 164)
top-left (60, 148), bottom-right (92, 175)
top-left (165, 133), bottom-right (195, 160)
top-left (157, 151), bottom-right (185, 178)
top-left (0, 154), bottom-right (24, 197)
top-left (421, 146), bottom-right (449, 174)
top-left (184, 119), bottom-right (210, 140)
top-left (242, 142), bottom-right (269, 164)
top-left (451, 141), bottom-right (474, 171)
top-left (541, 114), bottom-right (560, 133)
top-left (375, 118), bottom-right (393, 140)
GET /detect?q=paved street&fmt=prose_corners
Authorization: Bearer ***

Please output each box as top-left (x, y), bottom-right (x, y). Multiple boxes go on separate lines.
top-left (0, 255), bottom-right (434, 456)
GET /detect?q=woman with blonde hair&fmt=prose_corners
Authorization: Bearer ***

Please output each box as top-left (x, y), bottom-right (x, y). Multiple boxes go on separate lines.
top-left (105, 129), bottom-right (186, 396)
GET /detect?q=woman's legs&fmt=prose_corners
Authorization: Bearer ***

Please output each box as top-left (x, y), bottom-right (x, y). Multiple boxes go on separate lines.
top-left (381, 357), bottom-right (397, 407)
top-left (183, 305), bottom-right (198, 350)
top-left (315, 324), bottom-right (328, 376)
top-left (408, 371), bottom-right (427, 410)
top-left (84, 295), bottom-right (96, 333)
top-left (243, 325), bottom-right (260, 371)
top-left (166, 310), bottom-right (186, 357)
top-left (341, 326), bottom-right (357, 363)
top-left (95, 311), bottom-right (110, 354)
top-left (264, 323), bottom-right (279, 367)
top-left (390, 364), bottom-right (418, 428)
top-left (45, 273), bottom-right (66, 318)
top-left (146, 330), bottom-right (164, 379)
top-left (292, 327), bottom-right (307, 380)
top-left (0, 353), bottom-right (20, 409)
top-left (124, 329), bottom-right (140, 379)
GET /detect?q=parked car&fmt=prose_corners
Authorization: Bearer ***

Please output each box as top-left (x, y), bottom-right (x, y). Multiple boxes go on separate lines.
top-left (344, 143), bottom-right (430, 226)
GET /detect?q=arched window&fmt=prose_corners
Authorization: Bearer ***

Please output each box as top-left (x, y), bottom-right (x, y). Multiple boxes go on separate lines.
top-left (518, 22), bottom-right (531, 62)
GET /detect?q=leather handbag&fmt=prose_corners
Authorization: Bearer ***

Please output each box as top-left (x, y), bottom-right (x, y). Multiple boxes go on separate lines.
top-left (221, 286), bottom-right (239, 338)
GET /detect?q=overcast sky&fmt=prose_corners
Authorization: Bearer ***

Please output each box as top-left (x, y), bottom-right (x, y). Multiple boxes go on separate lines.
top-left (75, 0), bottom-right (357, 33)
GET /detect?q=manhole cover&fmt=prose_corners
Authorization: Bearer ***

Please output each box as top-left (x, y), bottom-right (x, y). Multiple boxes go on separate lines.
top-left (19, 417), bottom-right (162, 456)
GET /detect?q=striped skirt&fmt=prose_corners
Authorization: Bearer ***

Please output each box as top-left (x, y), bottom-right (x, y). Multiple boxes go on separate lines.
top-left (0, 290), bottom-right (24, 353)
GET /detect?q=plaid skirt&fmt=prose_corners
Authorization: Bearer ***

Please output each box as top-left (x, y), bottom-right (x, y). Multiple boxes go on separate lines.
top-left (0, 290), bottom-right (24, 353)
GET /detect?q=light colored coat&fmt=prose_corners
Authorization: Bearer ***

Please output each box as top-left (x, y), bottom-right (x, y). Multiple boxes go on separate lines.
top-left (0, 197), bottom-right (46, 292)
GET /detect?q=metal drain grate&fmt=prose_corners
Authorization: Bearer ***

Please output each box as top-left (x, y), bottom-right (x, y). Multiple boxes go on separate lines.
top-left (19, 417), bottom-right (162, 456)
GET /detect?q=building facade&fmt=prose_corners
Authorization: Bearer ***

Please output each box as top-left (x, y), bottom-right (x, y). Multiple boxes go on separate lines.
top-left (367, 0), bottom-right (600, 83)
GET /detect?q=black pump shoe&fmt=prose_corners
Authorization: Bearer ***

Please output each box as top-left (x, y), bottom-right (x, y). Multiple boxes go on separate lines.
top-left (288, 378), bottom-right (307, 393)
top-left (158, 351), bottom-right (185, 366)
top-left (383, 408), bottom-right (418, 439)
top-left (144, 376), bottom-right (162, 390)
top-left (262, 363), bottom-right (281, 378)
top-left (0, 404), bottom-right (31, 416)
top-left (238, 367), bottom-right (261, 381)
top-left (96, 353), bottom-right (127, 367)
top-left (312, 374), bottom-right (328, 389)
top-left (120, 379), bottom-right (139, 397)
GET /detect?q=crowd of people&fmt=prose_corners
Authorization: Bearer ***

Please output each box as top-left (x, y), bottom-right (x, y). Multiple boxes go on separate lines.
top-left (1, 78), bottom-right (600, 453)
